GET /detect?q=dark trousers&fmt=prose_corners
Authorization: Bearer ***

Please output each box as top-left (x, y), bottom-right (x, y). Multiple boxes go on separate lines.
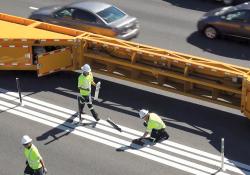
top-left (24, 164), bottom-right (43, 175)
top-left (151, 128), bottom-right (169, 142)
top-left (78, 95), bottom-right (99, 121)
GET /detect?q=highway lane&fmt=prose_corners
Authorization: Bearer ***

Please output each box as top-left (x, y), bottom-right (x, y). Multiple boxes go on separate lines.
top-left (1, 106), bottom-right (178, 175)
top-left (0, 71), bottom-right (250, 175)
top-left (1, 0), bottom-right (250, 174)
top-left (1, 0), bottom-right (250, 66)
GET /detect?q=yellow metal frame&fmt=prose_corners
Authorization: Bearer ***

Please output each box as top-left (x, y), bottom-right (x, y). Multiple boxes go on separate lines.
top-left (37, 48), bottom-right (73, 76)
top-left (1, 12), bottom-right (250, 118)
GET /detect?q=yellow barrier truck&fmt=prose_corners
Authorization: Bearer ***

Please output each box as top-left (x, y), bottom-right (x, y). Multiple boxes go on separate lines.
top-left (1, 12), bottom-right (250, 119)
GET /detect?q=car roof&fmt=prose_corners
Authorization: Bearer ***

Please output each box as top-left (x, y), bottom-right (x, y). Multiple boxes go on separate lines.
top-left (236, 2), bottom-right (250, 10)
top-left (67, 1), bottom-right (112, 13)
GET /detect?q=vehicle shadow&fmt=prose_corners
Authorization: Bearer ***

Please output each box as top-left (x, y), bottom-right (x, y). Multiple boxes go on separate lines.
top-left (187, 31), bottom-right (250, 61)
top-left (1, 70), bottom-right (250, 168)
top-left (162, 0), bottom-right (223, 12)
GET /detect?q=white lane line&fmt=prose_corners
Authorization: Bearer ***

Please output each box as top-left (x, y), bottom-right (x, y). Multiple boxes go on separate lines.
top-left (0, 102), bottom-right (216, 175)
top-left (20, 95), bottom-right (250, 172)
top-left (69, 117), bottom-right (247, 175)
top-left (0, 100), bottom-right (231, 175)
top-left (29, 6), bottom-right (39, 10)
top-left (0, 90), bottom-right (248, 175)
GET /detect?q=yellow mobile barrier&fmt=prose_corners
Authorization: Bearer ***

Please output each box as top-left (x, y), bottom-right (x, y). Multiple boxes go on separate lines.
top-left (0, 13), bottom-right (250, 119)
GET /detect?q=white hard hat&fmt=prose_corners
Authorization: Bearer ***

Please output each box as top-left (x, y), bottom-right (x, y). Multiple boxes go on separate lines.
top-left (81, 64), bottom-right (91, 73)
top-left (139, 109), bottom-right (149, 119)
top-left (21, 135), bottom-right (32, 145)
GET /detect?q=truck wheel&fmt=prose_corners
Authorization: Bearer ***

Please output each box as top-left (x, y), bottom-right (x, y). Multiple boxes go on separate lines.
top-left (203, 26), bottom-right (218, 39)
top-left (223, 0), bottom-right (233, 5)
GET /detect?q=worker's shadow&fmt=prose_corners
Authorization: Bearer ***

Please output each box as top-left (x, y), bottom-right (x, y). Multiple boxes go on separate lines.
top-left (36, 112), bottom-right (97, 145)
top-left (116, 137), bottom-right (166, 152)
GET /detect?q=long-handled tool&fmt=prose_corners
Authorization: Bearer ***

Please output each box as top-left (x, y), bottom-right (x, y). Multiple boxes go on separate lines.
top-left (106, 117), bottom-right (122, 132)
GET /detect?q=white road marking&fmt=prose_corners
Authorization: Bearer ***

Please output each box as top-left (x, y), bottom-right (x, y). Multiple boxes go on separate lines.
top-left (0, 93), bottom-right (245, 174)
top-left (0, 89), bottom-right (249, 175)
top-left (0, 90), bottom-right (249, 173)
top-left (0, 101), bottom-right (216, 175)
top-left (29, 6), bottom-right (39, 10)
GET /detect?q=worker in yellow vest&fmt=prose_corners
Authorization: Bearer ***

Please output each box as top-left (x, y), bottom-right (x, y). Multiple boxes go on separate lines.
top-left (133, 109), bottom-right (169, 144)
top-left (22, 135), bottom-right (47, 175)
top-left (78, 64), bottom-right (100, 122)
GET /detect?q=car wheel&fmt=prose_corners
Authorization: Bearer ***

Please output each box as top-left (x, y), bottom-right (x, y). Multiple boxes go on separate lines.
top-left (203, 26), bottom-right (218, 39)
top-left (223, 0), bottom-right (233, 5)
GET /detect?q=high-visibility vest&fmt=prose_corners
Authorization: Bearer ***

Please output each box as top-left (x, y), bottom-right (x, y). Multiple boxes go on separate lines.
top-left (78, 73), bottom-right (93, 96)
top-left (24, 144), bottom-right (42, 170)
top-left (146, 113), bottom-right (166, 133)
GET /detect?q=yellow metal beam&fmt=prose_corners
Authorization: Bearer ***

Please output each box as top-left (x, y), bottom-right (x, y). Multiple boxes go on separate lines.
top-left (0, 12), bottom-right (250, 118)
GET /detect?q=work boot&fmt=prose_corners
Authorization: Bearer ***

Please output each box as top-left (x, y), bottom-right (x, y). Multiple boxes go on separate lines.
top-left (154, 134), bottom-right (169, 143)
top-left (79, 118), bottom-right (83, 123)
top-left (91, 110), bottom-right (100, 121)
top-left (78, 113), bottom-right (83, 124)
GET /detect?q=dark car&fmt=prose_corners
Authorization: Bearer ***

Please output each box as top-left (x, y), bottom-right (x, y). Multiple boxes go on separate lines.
top-left (29, 1), bottom-right (139, 40)
top-left (197, 2), bottom-right (250, 40)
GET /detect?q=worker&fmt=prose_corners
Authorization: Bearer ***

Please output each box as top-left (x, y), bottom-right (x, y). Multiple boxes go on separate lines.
top-left (22, 135), bottom-right (47, 175)
top-left (78, 64), bottom-right (100, 122)
top-left (133, 109), bottom-right (169, 144)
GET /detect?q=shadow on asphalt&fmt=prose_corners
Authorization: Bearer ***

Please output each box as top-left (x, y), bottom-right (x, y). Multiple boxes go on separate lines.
top-left (1, 70), bottom-right (250, 167)
top-left (36, 111), bottom-right (97, 145)
top-left (162, 0), bottom-right (223, 12)
top-left (36, 112), bottom-right (78, 145)
top-left (187, 31), bottom-right (250, 61)
top-left (116, 138), bottom-right (156, 152)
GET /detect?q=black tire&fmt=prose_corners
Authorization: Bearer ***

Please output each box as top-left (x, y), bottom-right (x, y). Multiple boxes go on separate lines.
top-left (203, 26), bottom-right (218, 39)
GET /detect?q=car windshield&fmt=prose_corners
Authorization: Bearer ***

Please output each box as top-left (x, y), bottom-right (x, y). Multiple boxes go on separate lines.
top-left (214, 6), bottom-right (237, 16)
top-left (97, 6), bottom-right (126, 23)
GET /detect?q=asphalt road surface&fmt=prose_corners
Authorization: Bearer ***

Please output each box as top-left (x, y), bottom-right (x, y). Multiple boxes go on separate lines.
top-left (1, 0), bottom-right (250, 66)
top-left (1, 0), bottom-right (250, 175)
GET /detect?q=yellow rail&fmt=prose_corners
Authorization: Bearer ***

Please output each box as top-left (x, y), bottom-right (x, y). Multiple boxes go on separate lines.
top-left (0, 12), bottom-right (250, 118)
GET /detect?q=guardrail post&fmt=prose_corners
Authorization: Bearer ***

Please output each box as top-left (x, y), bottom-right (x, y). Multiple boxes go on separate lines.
top-left (16, 78), bottom-right (22, 105)
top-left (221, 138), bottom-right (225, 171)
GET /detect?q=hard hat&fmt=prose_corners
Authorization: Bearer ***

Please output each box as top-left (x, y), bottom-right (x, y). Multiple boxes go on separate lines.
top-left (139, 109), bottom-right (149, 119)
top-left (81, 64), bottom-right (91, 73)
top-left (21, 135), bottom-right (32, 145)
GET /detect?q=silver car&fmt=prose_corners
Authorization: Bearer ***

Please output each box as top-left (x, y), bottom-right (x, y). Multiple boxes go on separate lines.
top-left (29, 1), bottom-right (140, 40)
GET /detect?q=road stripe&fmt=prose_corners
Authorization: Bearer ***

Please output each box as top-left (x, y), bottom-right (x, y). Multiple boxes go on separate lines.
top-left (0, 101), bottom-right (218, 175)
top-left (0, 93), bottom-right (244, 174)
top-left (0, 100), bottom-right (231, 175)
top-left (0, 89), bottom-right (249, 174)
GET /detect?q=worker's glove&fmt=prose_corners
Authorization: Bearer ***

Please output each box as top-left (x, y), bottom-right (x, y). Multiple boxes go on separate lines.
top-left (132, 138), bottom-right (144, 146)
top-left (132, 138), bottom-right (142, 143)
top-left (43, 167), bottom-right (48, 174)
top-left (132, 138), bottom-right (138, 143)
top-left (143, 121), bottom-right (147, 127)
top-left (96, 81), bottom-right (101, 88)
